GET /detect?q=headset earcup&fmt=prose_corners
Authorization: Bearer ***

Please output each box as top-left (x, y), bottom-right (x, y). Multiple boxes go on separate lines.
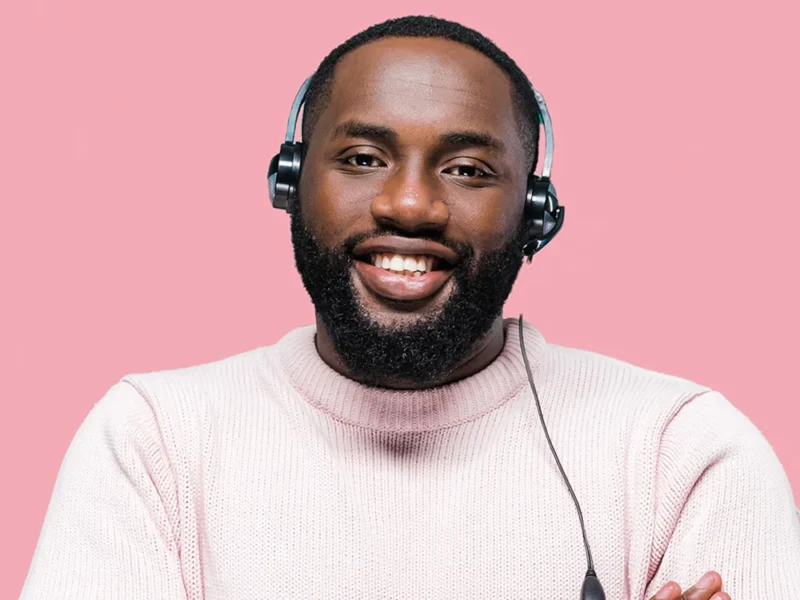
top-left (525, 174), bottom-right (551, 239)
top-left (523, 174), bottom-right (563, 259)
top-left (267, 142), bottom-right (304, 213)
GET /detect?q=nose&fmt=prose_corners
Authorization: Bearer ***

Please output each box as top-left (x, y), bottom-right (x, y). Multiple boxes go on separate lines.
top-left (370, 164), bottom-right (449, 234)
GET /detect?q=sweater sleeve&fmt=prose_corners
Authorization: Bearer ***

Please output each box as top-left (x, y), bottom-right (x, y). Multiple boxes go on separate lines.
top-left (644, 390), bottom-right (800, 599)
top-left (20, 381), bottom-right (187, 599)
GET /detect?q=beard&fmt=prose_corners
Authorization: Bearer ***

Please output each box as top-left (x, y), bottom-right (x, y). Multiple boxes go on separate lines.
top-left (290, 200), bottom-right (528, 388)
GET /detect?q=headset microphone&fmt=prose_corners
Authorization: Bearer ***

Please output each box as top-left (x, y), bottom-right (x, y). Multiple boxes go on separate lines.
top-left (269, 75), bottom-right (601, 600)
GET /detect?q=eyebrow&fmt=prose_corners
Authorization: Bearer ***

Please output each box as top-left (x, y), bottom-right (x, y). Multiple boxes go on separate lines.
top-left (439, 130), bottom-right (506, 155)
top-left (332, 120), bottom-right (397, 144)
top-left (331, 119), bottom-right (506, 155)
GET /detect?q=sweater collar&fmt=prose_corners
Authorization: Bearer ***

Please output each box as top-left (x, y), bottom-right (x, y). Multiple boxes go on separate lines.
top-left (276, 317), bottom-right (546, 432)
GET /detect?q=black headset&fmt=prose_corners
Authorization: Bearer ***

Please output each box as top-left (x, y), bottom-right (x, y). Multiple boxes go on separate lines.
top-left (267, 76), bottom-right (565, 262)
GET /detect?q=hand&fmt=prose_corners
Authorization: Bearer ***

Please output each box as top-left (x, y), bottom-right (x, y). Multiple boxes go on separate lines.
top-left (648, 570), bottom-right (730, 600)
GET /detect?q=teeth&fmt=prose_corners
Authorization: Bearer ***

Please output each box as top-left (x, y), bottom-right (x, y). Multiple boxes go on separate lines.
top-left (370, 253), bottom-right (437, 275)
top-left (389, 255), bottom-right (405, 271)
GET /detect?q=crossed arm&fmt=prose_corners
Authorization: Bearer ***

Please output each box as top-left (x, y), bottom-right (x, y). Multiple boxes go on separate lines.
top-left (641, 391), bottom-right (800, 600)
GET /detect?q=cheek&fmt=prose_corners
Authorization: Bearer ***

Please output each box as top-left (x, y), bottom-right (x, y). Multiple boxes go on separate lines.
top-left (299, 167), bottom-right (378, 244)
top-left (448, 189), bottom-right (524, 251)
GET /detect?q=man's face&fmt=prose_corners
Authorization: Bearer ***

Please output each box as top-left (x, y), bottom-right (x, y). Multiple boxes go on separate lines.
top-left (291, 37), bottom-right (531, 387)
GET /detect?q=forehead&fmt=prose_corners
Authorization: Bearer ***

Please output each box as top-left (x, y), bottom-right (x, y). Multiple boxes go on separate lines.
top-left (319, 37), bottom-right (523, 147)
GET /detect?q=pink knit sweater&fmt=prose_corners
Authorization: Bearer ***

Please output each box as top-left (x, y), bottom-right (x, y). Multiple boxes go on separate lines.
top-left (20, 318), bottom-right (800, 599)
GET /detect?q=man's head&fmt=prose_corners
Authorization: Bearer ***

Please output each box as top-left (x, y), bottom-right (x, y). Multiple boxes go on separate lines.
top-left (290, 15), bottom-right (540, 387)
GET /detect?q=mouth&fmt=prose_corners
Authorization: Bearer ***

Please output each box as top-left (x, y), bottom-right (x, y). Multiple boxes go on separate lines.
top-left (351, 250), bottom-right (457, 303)
top-left (357, 251), bottom-right (452, 275)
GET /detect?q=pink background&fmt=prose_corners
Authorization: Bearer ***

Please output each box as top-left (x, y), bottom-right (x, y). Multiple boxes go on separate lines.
top-left (2, 0), bottom-right (798, 596)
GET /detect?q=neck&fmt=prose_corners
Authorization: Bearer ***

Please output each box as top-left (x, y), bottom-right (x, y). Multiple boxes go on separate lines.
top-left (314, 314), bottom-right (507, 390)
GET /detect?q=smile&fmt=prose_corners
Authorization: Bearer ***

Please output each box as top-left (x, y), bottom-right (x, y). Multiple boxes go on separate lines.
top-left (353, 252), bottom-right (455, 302)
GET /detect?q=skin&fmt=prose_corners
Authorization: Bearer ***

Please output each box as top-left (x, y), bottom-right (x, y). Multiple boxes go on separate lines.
top-left (300, 37), bottom-right (530, 388)
top-left (649, 571), bottom-right (730, 600)
top-left (298, 36), bottom-right (732, 599)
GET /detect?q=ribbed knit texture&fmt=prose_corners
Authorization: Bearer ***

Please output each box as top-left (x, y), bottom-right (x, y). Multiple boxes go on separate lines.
top-left (21, 318), bottom-right (800, 599)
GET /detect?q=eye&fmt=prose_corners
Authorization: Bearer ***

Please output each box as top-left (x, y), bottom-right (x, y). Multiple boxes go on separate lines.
top-left (341, 153), bottom-right (386, 169)
top-left (443, 164), bottom-right (491, 178)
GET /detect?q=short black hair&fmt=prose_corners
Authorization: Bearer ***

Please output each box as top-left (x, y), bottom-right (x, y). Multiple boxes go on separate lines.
top-left (300, 15), bottom-right (540, 171)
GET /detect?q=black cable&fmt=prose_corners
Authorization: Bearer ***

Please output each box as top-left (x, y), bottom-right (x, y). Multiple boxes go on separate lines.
top-left (518, 314), bottom-right (605, 599)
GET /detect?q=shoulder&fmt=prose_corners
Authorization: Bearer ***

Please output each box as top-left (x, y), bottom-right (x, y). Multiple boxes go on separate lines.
top-left (550, 344), bottom-right (790, 498)
top-left (550, 340), bottom-right (790, 475)
top-left (658, 388), bottom-right (783, 476)
top-left (543, 341), bottom-right (713, 425)
top-left (114, 348), bottom-right (269, 423)
top-left (112, 326), bottom-right (314, 430)
top-left (543, 341), bottom-right (798, 514)
top-left (121, 344), bottom-right (276, 409)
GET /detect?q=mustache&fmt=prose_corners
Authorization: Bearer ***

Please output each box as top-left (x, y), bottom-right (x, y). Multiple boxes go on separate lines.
top-left (340, 228), bottom-right (474, 263)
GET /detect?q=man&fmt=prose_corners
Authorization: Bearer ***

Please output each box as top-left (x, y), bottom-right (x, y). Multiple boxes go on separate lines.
top-left (21, 15), bottom-right (800, 600)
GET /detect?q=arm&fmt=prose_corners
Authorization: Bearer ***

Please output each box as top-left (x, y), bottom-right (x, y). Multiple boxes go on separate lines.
top-left (644, 391), bottom-right (800, 599)
top-left (20, 381), bottom-right (187, 599)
